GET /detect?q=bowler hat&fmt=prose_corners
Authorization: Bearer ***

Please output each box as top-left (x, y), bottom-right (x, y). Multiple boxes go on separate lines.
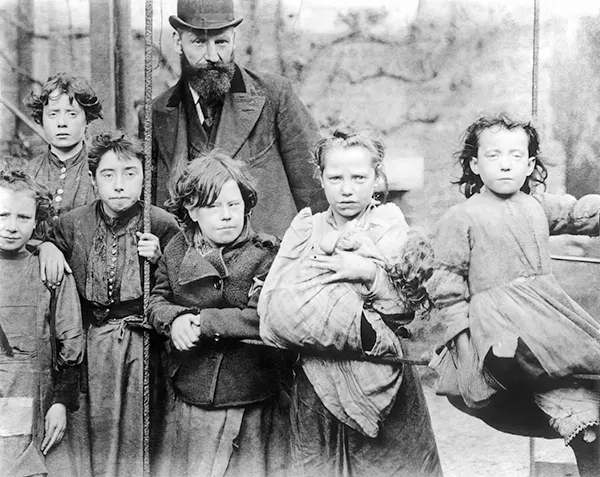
top-left (169, 0), bottom-right (243, 31)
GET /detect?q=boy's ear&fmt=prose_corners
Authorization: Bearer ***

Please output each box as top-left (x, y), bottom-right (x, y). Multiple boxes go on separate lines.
top-left (469, 156), bottom-right (479, 175)
top-left (89, 171), bottom-right (97, 188)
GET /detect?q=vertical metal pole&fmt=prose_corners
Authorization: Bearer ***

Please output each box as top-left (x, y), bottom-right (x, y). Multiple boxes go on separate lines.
top-left (529, 2), bottom-right (540, 475)
top-left (531, 0), bottom-right (540, 122)
top-left (142, 0), bottom-right (153, 476)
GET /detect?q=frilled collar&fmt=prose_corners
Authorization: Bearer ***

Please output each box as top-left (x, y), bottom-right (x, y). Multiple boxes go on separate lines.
top-left (46, 144), bottom-right (87, 170)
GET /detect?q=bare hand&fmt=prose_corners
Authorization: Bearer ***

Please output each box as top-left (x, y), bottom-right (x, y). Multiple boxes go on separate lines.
top-left (39, 242), bottom-right (72, 289)
top-left (309, 251), bottom-right (377, 286)
top-left (136, 232), bottom-right (162, 264)
top-left (42, 403), bottom-right (66, 455)
top-left (171, 313), bottom-right (201, 351)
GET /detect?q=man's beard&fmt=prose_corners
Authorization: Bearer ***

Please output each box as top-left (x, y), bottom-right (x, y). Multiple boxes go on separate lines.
top-left (181, 53), bottom-right (235, 104)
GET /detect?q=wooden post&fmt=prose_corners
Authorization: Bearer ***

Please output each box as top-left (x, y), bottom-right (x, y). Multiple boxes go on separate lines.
top-left (114, 0), bottom-right (133, 131)
top-left (90, 0), bottom-right (116, 128)
top-left (90, 0), bottom-right (133, 131)
top-left (16, 0), bottom-right (34, 136)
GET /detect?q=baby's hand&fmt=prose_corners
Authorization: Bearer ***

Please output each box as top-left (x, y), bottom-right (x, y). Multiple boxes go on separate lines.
top-left (171, 313), bottom-right (201, 351)
top-left (336, 232), bottom-right (360, 252)
top-left (320, 230), bottom-right (360, 255)
top-left (136, 232), bottom-right (161, 264)
top-left (42, 403), bottom-right (66, 455)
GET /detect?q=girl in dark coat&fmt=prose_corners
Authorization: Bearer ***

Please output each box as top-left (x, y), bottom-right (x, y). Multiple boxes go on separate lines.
top-left (149, 151), bottom-right (291, 477)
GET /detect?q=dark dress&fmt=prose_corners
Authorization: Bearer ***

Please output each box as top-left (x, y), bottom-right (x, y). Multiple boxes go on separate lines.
top-left (49, 201), bottom-right (179, 477)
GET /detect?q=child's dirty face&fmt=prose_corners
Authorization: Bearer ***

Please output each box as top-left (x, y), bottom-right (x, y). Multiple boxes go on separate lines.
top-left (185, 179), bottom-right (245, 246)
top-left (92, 151), bottom-right (144, 218)
top-left (0, 187), bottom-right (36, 253)
top-left (320, 146), bottom-right (377, 226)
top-left (470, 126), bottom-right (535, 198)
top-left (42, 91), bottom-right (87, 153)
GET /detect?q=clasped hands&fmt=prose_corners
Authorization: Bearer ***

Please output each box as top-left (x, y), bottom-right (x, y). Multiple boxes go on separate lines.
top-left (171, 313), bottom-right (202, 351)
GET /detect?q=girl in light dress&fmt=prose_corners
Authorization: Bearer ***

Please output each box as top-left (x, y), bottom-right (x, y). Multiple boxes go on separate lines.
top-left (426, 114), bottom-right (600, 476)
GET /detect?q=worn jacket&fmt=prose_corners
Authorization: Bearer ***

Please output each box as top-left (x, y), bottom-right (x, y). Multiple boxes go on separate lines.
top-left (49, 201), bottom-right (179, 308)
top-left (149, 227), bottom-right (288, 408)
top-left (141, 65), bottom-right (327, 237)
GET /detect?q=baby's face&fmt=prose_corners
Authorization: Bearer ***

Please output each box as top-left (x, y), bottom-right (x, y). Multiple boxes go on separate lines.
top-left (0, 187), bottom-right (36, 253)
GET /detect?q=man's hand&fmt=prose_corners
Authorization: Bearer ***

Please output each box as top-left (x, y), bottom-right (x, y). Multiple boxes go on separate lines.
top-left (38, 242), bottom-right (72, 289)
top-left (41, 403), bottom-right (66, 455)
top-left (171, 313), bottom-right (202, 351)
top-left (136, 232), bottom-right (162, 264)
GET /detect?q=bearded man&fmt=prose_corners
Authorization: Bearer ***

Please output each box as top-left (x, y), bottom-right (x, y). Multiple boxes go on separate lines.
top-left (142, 0), bottom-right (326, 237)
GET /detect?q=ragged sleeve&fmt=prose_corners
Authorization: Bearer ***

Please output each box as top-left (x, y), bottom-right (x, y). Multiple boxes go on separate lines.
top-left (534, 192), bottom-right (600, 236)
top-left (52, 274), bottom-right (84, 411)
top-left (426, 205), bottom-right (472, 344)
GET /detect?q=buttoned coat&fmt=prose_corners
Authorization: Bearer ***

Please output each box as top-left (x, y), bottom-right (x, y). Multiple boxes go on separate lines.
top-left (142, 65), bottom-right (326, 237)
top-left (148, 228), bottom-right (289, 408)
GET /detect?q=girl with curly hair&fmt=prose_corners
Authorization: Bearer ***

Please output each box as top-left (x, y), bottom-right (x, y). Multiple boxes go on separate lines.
top-left (426, 114), bottom-right (600, 476)
top-left (258, 131), bottom-right (442, 477)
top-left (20, 73), bottom-right (103, 216)
top-left (0, 170), bottom-right (83, 476)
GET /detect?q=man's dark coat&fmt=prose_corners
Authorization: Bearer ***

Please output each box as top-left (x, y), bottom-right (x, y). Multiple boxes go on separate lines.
top-left (142, 65), bottom-right (326, 237)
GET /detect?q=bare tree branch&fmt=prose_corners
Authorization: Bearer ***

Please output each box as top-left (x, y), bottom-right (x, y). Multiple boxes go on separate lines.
top-left (0, 50), bottom-right (42, 86)
top-left (338, 65), bottom-right (437, 85)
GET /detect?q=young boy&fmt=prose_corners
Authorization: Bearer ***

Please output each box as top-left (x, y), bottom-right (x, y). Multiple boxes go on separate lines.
top-left (47, 131), bottom-right (179, 477)
top-left (0, 170), bottom-right (83, 475)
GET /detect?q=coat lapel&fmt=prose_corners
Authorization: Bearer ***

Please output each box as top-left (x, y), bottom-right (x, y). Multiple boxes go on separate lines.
top-left (178, 246), bottom-right (220, 285)
top-left (215, 93), bottom-right (265, 158)
top-left (154, 82), bottom-right (188, 173)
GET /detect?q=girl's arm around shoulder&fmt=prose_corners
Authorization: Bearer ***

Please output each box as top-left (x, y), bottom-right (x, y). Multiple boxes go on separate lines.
top-left (534, 192), bottom-right (600, 236)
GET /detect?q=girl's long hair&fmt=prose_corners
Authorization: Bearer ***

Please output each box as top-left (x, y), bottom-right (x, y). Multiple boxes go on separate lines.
top-left (455, 114), bottom-right (548, 198)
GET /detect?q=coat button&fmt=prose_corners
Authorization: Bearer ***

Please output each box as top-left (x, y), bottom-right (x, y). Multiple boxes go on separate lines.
top-left (213, 278), bottom-right (222, 289)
